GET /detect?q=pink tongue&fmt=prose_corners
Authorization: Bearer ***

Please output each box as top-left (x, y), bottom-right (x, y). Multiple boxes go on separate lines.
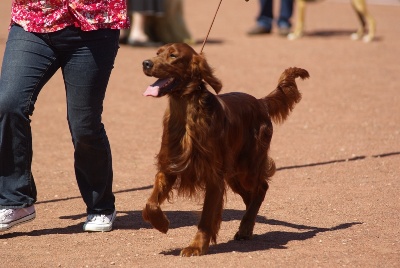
top-left (143, 85), bottom-right (160, 97)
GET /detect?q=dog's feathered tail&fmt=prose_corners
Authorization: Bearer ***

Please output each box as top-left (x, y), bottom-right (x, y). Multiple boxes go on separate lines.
top-left (262, 67), bottom-right (309, 124)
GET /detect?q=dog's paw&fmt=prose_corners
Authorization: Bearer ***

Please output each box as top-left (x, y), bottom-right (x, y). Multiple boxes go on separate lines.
top-left (180, 246), bottom-right (203, 257)
top-left (350, 32), bottom-right (362, 41)
top-left (234, 230), bottom-right (253, 240)
top-left (363, 35), bottom-right (373, 43)
top-left (142, 203), bottom-right (170, 233)
top-left (287, 32), bottom-right (302, 41)
top-left (350, 32), bottom-right (373, 43)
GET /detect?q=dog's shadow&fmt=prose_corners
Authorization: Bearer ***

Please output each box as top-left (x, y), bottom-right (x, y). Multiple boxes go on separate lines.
top-left (1, 208), bottom-right (361, 256)
top-left (122, 209), bottom-right (361, 256)
top-left (306, 29), bottom-right (356, 37)
top-left (206, 220), bottom-right (360, 255)
top-left (303, 29), bottom-right (383, 41)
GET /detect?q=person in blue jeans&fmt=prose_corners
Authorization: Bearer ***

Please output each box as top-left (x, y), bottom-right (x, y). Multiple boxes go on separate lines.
top-left (247, 0), bottom-right (294, 36)
top-left (0, 1), bottom-right (129, 233)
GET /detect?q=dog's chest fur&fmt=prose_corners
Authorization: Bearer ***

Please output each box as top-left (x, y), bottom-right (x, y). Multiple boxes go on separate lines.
top-left (157, 90), bottom-right (226, 189)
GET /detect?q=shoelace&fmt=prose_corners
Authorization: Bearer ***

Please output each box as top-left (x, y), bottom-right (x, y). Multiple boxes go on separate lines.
top-left (0, 209), bottom-right (14, 221)
top-left (88, 214), bottom-right (110, 223)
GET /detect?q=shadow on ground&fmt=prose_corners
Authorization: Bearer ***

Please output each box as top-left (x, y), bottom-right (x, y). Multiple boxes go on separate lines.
top-left (156, 209), bottom-right (361, 255)
top-left (3, 151), bottom-right (394, 248)
top-left (0, 207), bottom-right (361, 255)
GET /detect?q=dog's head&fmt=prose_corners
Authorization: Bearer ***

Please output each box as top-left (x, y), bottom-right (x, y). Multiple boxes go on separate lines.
top-left (142, 43), bottom-right (222, 97)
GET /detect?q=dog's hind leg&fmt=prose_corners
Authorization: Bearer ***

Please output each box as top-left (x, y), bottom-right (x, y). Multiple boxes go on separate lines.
top-left (142, 172), bottom-right (176, 233)
top-left (233, 179), bottom-right (269, 240)
top-left (180, 180), bottom-right (225, 256)
top-left (351, 0), bottom-right (376, 42)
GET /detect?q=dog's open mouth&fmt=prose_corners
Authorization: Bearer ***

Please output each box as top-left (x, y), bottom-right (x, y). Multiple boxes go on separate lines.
top-left (143, 78), bottom-right (177, 97)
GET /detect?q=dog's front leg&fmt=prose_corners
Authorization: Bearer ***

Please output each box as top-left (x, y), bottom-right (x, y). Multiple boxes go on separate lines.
top-left (288, 0), bottom-right (306, 40)
top-left (350, 0), bottom-right (367, 41)
top-left (142, 172), bottom-right (176, 233)
top-left (180, 181), bottom-right (224, 256)
top-left (350, 0), bottom-right (376, 42)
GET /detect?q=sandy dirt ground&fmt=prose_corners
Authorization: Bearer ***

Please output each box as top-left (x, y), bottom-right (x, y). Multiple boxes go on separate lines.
top-left (0, 0), bottom-right (399, 267)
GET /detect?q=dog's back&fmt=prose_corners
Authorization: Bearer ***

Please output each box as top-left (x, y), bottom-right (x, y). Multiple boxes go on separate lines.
top-left (218, 67), bottom-right (309, 126)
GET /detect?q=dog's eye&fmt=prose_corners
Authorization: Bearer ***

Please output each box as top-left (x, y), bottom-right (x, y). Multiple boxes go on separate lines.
top-left (169, 53), bottom-right (177, 58)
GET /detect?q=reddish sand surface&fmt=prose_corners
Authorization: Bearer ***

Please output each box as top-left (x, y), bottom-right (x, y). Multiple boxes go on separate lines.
top-left (1, 1), bottom-right (399, 267)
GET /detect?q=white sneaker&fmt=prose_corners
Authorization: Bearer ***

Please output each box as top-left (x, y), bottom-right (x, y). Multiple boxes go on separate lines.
top-left (83, 210), bottom-right (116, 232)
top-left (0, 205), bottom-right (36, 232)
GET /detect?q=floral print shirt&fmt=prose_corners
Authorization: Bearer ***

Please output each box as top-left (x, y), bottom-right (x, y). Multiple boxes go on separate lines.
top-left (10, 0), bottom-right (129, 33)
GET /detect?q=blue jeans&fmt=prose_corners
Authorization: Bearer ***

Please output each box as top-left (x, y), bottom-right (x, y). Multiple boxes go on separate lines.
top-left (257, 0), bottom-right (294, 29)
top-left (0, 25), bottom-right (120, 215)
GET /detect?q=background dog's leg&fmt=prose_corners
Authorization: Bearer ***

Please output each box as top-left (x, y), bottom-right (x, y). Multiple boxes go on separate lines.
top-left (288, 0), bottom-right (307, 40)
top-left (234, 180), bottom-right (268, 240)
top-left (180, 181), bottom-right (224, 257)
top-left (142, 172), bottom-right (176, 233)
top-left (351, 0), bottom-right (376, 42)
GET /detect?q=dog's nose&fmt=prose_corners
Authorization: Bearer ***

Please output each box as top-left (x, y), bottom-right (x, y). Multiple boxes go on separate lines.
top-left (142, 60), bottom-right (154, 70)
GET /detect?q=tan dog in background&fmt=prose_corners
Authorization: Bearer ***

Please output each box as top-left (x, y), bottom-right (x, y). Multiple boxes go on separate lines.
top-left (288, 0), bottom-right (376, 42)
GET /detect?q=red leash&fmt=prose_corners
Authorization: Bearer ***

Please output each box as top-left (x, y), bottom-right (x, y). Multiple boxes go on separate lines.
top-left (200, 0), bottom-right (223, 53)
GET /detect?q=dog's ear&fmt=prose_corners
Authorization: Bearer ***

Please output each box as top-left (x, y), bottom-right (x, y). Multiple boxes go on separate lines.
top-left (192, 53), bottom-right (222, 94)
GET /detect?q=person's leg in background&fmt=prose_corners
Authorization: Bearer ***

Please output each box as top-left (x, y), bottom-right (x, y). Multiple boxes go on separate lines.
top-left (247, 0), bottom-right (274, 35)
top-left (121, 0), bottom-right (164, 46)
top-left (277, 0), bottom-right (294, 35)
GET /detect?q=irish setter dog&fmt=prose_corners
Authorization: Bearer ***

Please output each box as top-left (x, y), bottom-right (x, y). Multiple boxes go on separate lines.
top-left (141, 43), bottom-right (309, 256)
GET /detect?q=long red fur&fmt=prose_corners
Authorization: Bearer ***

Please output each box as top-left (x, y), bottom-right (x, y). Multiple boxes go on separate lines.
top-left (141, 43), bottom-right (309, 256)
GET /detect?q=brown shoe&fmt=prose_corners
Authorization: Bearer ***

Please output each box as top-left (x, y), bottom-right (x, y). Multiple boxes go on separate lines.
top-left (247, 25), bottom-right (271, 35)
